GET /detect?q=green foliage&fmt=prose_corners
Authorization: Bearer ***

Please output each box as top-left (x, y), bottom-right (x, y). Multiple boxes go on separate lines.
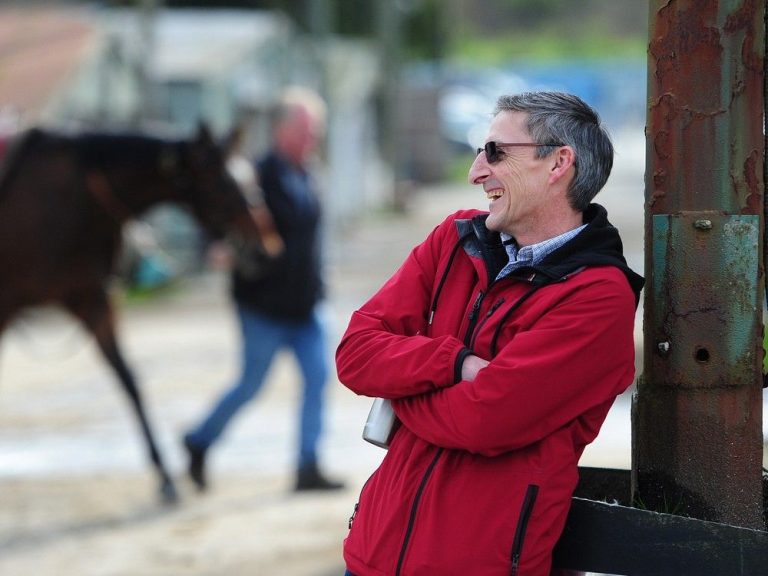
top-left (121, 278), bottom-right (181, 304)
top-left (427, 0), bottom-right (647, 64)
top-left (335, 0), bottom-right (376, 37)
top-left (101, 1), bottom-right (649, 64)
top-left (633, 493), bottom-right (687, 517)
top-left (452, 30), bottom-right (646, 65)
top-left (402, 0), bottom-right (446, 61)
top-left (446, 151), bottom-right (477, 184)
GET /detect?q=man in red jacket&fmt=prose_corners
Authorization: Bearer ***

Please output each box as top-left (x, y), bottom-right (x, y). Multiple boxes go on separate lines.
top-left (336, 91), bottom-right (644, 575)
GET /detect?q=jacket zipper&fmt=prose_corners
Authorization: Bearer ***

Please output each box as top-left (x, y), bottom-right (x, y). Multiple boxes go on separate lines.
top-left (463, 290), bottom-right (485, 345)
top-left (510, 484), bottom-right (539, 576)
top-left (348, 502), bottom-right (359, 529)
top-left (348, 473), bottom-right (375, 529)
top-left (489, 286), bottom-right (542, 357)
top-left (469, 297), bottom-right (506, 351)
top-left (395, 448), bottom-right (443, 576)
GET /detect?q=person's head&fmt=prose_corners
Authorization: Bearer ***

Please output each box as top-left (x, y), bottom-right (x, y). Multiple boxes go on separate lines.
top-left (272, 86), bottom-right (326, 166)
top-left (468, 91), bottom-right (613, 241)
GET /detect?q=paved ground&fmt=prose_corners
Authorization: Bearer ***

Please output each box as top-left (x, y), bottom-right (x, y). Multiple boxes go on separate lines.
top-left (0, 129), bottom-right (701, 576)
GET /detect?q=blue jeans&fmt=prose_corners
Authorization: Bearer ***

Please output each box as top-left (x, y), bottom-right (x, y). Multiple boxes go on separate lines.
top-left (185, 303), bottom-right (329, 468)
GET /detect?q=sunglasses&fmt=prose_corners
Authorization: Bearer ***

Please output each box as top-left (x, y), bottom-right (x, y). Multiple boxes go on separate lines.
top-left (477, 141), bottom-right (564, 164)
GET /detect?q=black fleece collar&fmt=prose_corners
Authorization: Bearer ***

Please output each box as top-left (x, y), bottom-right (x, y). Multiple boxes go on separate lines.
top-left (468, 203), bottom-right (644, 305)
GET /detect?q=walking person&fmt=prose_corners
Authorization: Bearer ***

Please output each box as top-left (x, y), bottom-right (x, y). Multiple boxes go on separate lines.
top-left (337, 92), bottom-right (643, 575)
top-left (184, 86), bottom-right (344, 493)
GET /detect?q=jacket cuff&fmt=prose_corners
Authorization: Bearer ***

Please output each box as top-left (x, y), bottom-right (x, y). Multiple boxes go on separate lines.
top-left (453, 347), bottom-right (473, 384)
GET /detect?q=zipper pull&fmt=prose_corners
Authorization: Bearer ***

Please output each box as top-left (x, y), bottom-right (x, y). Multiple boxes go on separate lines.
top-left (510, 553), bottom-right (520, 576)
top-left (468, 291), bottom-right (484, 321)
top-left (486, 298), bottom-right (505, 317)
top-left (348, 502), bottom-right (360, 529)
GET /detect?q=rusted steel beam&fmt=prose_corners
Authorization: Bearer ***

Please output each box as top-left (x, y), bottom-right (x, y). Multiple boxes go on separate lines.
top-left (633, 0), bottom-right (765, 530)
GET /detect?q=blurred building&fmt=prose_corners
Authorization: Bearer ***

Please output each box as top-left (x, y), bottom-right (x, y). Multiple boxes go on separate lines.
top-left (0, 6), bottom-right (97, 128)
top-left (55, 8), bottom-right (294, 139)
top-left (0, 5), bottom-right (387, 274)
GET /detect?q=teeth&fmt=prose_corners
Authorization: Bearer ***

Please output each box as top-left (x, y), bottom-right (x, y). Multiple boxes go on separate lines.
top-left (486, 190), bottom-right (503, 200)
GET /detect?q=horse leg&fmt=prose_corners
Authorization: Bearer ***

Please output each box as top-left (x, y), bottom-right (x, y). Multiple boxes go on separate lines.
top-left (63, 290), bottom-right (178, 504)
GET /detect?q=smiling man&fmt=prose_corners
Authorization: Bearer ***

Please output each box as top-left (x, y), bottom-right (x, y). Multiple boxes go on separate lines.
top-left (336, 92), bottom-right (644, 575)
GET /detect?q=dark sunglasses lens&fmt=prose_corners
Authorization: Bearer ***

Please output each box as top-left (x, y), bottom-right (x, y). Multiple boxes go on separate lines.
top-left (485, 142), bottom-right (499, 163)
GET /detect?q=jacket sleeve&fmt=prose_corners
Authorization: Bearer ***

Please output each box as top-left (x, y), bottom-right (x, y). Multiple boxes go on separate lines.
top-left (392, 269), bottom-right (637, 456)
top-left (336, 216), bottom-right (468, 399)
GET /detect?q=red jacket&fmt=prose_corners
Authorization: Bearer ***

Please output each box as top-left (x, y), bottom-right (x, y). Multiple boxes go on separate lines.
top-left (337, 206), bottom-right (643, 576)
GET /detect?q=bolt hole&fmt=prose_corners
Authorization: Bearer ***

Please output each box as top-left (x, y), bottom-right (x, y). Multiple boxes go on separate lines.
top-left (694, 347), bottom-right (710, 363)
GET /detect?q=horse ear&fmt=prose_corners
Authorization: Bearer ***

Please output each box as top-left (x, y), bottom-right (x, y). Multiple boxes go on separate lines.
top-left (222, 123), bottom-right (245, 158)
top-left (195, 122), bottom-right (215, 148)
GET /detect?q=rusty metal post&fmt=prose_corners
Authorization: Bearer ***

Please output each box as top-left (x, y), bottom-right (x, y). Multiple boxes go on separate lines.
top-left (633, 0), bottom-right (765, 529)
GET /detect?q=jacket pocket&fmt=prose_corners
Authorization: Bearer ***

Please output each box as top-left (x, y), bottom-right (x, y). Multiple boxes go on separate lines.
top-left (510, 484), bottom-right (539, 576)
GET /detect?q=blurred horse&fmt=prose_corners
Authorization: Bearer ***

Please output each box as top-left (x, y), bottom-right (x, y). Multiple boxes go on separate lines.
top-left (0, 125), bottom-right (273, 502)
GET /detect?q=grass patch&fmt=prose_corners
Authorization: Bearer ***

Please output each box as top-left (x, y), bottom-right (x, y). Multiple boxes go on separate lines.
top-left (119, 279), bottom-right (183, 305)
top-left (451, 30), bottom-right (646, 65)
top-left (446, 152), bottom-right (477, 184)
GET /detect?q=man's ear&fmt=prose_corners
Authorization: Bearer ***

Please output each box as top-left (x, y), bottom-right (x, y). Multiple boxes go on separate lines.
top-left (548, 146), bottom-right (576, 185)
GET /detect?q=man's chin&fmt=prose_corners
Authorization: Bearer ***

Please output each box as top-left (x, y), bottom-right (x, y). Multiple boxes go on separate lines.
top-left (485, 215), bottom-right (501, 232)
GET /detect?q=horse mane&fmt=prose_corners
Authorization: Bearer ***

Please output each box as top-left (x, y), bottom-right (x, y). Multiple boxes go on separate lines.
top-left (0, 127), bottom-right (223, 203)
top-left (76, 131), bottom-right (182, 170)
top-left (0, 128), bottom-right (184, 201)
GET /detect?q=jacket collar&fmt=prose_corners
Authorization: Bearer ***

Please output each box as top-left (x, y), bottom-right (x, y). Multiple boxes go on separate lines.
top-left (457, 204), bottom-right (644, 303)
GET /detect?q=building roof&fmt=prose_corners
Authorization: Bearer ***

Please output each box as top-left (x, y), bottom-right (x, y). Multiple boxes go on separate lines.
top-left (103, 9), bottom-right (290, 81)
top-left (0, 7), bottom-right (97, 123)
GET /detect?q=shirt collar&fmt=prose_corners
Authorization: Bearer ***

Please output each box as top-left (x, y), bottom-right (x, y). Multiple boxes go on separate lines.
top-left (497, 224), bottom-right (587, 281)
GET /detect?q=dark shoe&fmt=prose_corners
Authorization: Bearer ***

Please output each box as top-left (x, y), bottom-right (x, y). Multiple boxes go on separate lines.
top-left (183, 435), bottom-right (208, 492)
top-left (295, 463), bottom-right (345, 492)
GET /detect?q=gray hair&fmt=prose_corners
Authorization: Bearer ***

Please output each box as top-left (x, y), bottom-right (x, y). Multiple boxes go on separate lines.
top-left (495, 91), bottom-right (613, 211)
top-left (271, 85), bottom-right (327, 133)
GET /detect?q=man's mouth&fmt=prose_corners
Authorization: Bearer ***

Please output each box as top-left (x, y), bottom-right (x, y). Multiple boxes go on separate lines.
top-left (486, 188), bottom-right (503, 200)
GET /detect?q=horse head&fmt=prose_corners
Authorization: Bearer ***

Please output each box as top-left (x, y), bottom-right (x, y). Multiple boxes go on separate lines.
top-left (176, 123), bottom-right (283, 277)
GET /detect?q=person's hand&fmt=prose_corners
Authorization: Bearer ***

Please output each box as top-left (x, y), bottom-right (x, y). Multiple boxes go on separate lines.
top-left (250, 206), bottom-right (285, 257)
top-left (461, 354), bottom-right (490, 381)
top-left (206, 240), bottom-right (234, 270)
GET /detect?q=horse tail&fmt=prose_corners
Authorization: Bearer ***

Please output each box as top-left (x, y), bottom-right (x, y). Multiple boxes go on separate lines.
top-left (0, 127), bottom-right (45, 202)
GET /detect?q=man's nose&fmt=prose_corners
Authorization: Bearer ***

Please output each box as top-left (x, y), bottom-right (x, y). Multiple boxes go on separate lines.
top-left (468, 152), bottom-right (490, 185)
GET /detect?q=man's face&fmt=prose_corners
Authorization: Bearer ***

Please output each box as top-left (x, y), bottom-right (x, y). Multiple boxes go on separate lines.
top-left (467, 111), bottom-right (554, 238)
top-left (278, 106), bottom-right (320, 165)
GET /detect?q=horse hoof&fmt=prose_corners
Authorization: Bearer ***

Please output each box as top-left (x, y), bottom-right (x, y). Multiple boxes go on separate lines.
top-left (159, 480), bottom-right (179, 505)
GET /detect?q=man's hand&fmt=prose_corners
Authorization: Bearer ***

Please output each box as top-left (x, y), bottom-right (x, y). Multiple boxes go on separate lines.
top-left (461, 354), bottom-right (490, 381)
top-left (206, 240), bottom-right (234, 270)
